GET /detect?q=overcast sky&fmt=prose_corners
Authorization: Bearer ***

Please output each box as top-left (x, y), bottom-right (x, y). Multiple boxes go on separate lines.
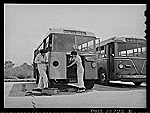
top-left (4, 4), bottom-right (146, 66)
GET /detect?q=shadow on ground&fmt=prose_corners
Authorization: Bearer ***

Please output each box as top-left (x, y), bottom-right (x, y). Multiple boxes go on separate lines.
top-left (8, 82), bottom-right (93, 97)
top-left (94, 82), bottom-right (146, 91)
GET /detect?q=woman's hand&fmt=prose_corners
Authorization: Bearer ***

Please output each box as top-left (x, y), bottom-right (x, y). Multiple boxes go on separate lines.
top-left (67, 65), bottom-right (71, 68)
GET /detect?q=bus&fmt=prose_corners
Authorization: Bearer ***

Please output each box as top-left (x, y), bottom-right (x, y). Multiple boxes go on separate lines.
top-left (96, 35), bottom-right (146, 85)
top-left (33, 27), bottom-right (100, 89)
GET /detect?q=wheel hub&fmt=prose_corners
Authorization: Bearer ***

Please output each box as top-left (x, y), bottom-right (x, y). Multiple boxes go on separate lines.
top-left (101, 73), bottom-right (106, 81)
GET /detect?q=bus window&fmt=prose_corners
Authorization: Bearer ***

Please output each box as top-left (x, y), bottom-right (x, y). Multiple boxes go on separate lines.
top-left (133, 44), bottom-right (138, 56)
top-left (88, 40), bottom-right (94, 51)
top-left (38, 34), bottom-right (52, 53)
top-left (118, 43), bottom-right (136, 56)
top-left (142, 47), bottom-right (146, 54)
top-left (100, 46), bottom-right (106, 58)
top-left (44, 37), bottom-right (49, 50)
top-left (75, 36), bottom-right (95, 52)
top-left (118, 43), bottom-right (127, 56)
top-left (53, 34), bottom-right (75, 52)
top-left (117, 43), bottom-right (146, 57)
top-left (82, 43), bottom-right (88, 51)
top-left (127, 44), bottom-right (135, 56)
top-left (37, 40), bottom-right (45, 51)
top-left (138, 44), bottom-right (146, 57)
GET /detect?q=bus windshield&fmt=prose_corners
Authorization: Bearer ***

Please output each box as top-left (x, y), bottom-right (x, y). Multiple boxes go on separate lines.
top-left (117, 42), bottom-right (146, 57)
top-left (53, 34), bottom-right (75, 52)
top-left (53, 34), bottom-right (95, 52)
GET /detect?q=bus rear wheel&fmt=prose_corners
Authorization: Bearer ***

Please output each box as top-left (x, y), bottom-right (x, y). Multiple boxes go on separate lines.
top-left (84, 79), bottom-right (95, 89)
top-left (98, 68), bottom-right (109, 85)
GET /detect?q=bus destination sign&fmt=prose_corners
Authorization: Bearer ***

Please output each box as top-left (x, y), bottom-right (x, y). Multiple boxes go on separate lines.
top-left (63, 30), bottom-right (86, 35)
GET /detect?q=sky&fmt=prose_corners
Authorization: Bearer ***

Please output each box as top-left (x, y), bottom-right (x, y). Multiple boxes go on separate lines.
top-left (4, 4), bottom-right (146, 66)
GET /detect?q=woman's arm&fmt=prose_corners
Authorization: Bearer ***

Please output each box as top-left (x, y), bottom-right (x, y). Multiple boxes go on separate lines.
top-left (67, 60), bottom-right (76, 67)
top-left (34, 54), bottom-right (41, 64)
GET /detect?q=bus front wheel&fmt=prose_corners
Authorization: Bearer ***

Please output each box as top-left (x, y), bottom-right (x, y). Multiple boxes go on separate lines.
top-left (84, 79), bottom-right (95, 89)
top-left (98, 68), bottom-right (109, 85)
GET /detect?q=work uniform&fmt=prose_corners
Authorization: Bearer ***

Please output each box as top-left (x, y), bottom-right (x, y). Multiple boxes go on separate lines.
top-left (35, 53), bottom-right (48, 89)
top-left (74, 55), bottom-right (85, 88)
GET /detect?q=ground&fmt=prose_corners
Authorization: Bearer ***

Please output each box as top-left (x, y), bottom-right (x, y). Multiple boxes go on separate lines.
top-left (4, 81), bottom-right (146, 108)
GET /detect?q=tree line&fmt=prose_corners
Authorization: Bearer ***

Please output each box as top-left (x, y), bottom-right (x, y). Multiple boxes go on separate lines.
top-left (4, 61), bottom-right (34, 79)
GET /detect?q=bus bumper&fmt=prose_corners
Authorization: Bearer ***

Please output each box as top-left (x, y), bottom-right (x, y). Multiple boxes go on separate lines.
top-left (120, 75), bottom-right (146, 82)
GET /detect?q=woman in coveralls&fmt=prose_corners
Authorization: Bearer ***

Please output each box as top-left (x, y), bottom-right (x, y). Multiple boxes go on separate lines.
top-left (33, 49), bottom-right (48, 92)
top-left (67, 51), bottom-right (86, 92)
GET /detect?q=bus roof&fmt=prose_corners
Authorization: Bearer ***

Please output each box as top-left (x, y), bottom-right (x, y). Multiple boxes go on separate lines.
top-left (45, 27), bottom-right (95, 37)
top-left (99, 35), bottom-right (146, 47)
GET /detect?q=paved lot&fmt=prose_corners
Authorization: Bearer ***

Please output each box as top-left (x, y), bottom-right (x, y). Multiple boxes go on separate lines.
top-left (4, 81), bottom-right (146, 108)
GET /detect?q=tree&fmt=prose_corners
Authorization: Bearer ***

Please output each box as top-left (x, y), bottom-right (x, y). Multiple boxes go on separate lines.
top-left (15, 63), bottom-right (33, 79)
top-left (4, 61), bottom-right (17, 79)
top-left (4, 61), bottom-right (33, 79)
top-left (4, 61), bottom-right (15, 68)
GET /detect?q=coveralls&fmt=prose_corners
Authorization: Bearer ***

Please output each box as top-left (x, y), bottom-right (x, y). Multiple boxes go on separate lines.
top-left (74, 55), bottom-right (85, 88)
top-left (35, 53), bottom-right (48, 89)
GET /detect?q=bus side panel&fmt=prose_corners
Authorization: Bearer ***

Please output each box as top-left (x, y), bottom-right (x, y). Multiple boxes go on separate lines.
top-left (49, 52), bottom-right (66, 79)
top-left (84, 61), bottom-right (97, 79)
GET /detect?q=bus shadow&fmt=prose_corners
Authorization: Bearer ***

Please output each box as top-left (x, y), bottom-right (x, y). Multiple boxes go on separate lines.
top-left (94, 82), bottom-right (146, 91)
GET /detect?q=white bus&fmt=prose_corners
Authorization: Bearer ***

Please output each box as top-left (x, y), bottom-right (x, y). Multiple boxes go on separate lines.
top-left (33, 27), bottom-right (100, 89)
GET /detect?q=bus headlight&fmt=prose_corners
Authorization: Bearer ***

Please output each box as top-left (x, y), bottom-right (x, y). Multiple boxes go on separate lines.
top-left (118, 64), bottom-right (124, 69)
top-left (91, 62), bottom-right (96, 68)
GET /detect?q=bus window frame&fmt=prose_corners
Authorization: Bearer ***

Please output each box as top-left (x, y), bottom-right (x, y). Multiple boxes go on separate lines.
top-left (116, 42), bottom-right (146, 57)
top-left (36, 34), bottom-right (52, 52)
top-left (99, 45), bottom-right (107, 58)
top-left (51, 33), bottom-right (96, 53)
top-left (52, 33), bottom-right (76, 52)
top-left (75, 35), bottom-right (96, 53)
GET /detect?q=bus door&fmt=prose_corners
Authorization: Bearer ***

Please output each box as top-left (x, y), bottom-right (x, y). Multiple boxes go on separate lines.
top-left (107, 42), bottom-right (115, 80)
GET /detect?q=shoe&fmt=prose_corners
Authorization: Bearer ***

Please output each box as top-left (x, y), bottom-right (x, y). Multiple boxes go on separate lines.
top-left (78, 87), bottom-right (86, 90)
top-left (43, 87), bottom-right (49, 90)
top-left (76, 89), bottom-right (86, 93)
top-left (32, 88), bottom-right (42, 92)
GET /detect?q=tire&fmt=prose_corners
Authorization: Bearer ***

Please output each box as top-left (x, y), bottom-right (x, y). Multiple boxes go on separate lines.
top-left (98, 68), bottom-right (109, 85)
top-left (134, 82), bottom-right (142, 86)
top-left (84, 79), bottom-right (95, 89)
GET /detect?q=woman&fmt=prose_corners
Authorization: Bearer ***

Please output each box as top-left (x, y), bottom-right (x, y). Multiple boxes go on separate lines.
top-left (33, 49), bottom-right (48, 92)
top-left (67, 51), bottom-right (86, 92)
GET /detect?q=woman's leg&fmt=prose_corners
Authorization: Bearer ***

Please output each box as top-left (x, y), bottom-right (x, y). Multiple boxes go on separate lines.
top-left (39, 68), bottom-right (48, 88)
top-left (37, 75), bottom-right (43, 89)
top-left (77, 68), bottom-right (85, 88)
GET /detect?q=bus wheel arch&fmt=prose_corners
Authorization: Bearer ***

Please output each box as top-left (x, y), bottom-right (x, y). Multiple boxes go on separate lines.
top-left (98, 67), bottom-right (109, 85)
